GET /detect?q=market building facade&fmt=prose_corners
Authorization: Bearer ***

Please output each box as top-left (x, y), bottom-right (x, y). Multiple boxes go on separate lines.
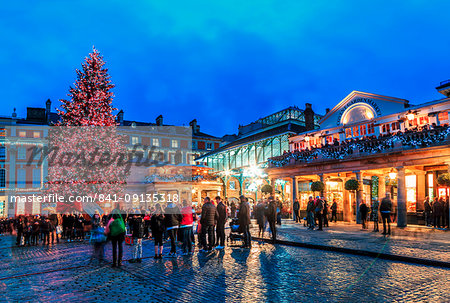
top-left (196, 106), bottom-right (323, 207)
top-left (267, 82), bottom-right (450, 226)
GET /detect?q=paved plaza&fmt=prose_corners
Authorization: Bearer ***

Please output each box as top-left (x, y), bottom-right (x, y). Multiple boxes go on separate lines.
top-left (0, 222), bottom-right (449, 303)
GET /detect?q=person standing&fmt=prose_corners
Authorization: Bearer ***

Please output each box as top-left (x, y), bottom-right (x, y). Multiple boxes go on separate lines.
top-left (306, 196), bottom-right (315, 230)
top-left (314, 197), bottom-right (324, 231)
top-left (90, 210), bottom-right (106, 261)
top-left (129, 213), bottom-right (145, 263)
top-left (230, 201), bottom-right (237, 219)
top-left (424, 197), bottom-right (432, 227)
top-left (265, 197), bottom-right (277, 243)
top-left (164, 201), bottom-right (182, 257)
top-left (360, 201), bottom-right (368, 229)
top-left (150, 204), bottom-right (165, 259)
top-left (106, 210), bottom-right (126, 267)
top-left (238, 196), bottom-right (252, 248)
top-left (293, 199), bottom-right (300, 223)
top-left (331, 199), bottom-right (338, 223)
top-left (200, 197), bottom-right (218, 251)
top-left (31, 219), bottom-right (40, 246)
top-left (180, 200), bottom-right (194, 255)
top-left (215, 196), bottom-right (227, 250)
top-left (41, 217), bottom-right (51, 245)
top-left (276, 199), bottom-right (283, 225)
top-left (15, 217), bottom-right (25, 246)
top-left (371, 199), bottom-right (379, 232)
top-left (380, 194), bottom-right (392, 235)
top-left (255, 200), bottom-right (267, 238)
top-left (433, 198), bottom-right (443, 228)
top-left (322, 199), bottom-right (329, 227)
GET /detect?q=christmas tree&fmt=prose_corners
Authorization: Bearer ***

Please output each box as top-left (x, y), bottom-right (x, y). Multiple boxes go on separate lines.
top-left (47, 48), bottom-right (128, 214)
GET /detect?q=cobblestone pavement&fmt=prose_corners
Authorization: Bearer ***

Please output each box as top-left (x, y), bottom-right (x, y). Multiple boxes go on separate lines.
top-left (258, 220), bottom-right (450, 263)
top-left (0, 232), bottom-right (449, 303)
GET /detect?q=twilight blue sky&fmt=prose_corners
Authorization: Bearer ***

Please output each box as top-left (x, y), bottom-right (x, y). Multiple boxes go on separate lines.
top-left (1, 1), bottom-right (450, 136)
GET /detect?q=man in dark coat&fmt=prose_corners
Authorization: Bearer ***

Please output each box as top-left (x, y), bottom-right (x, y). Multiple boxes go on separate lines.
top-left (424, 197), bottom-right (432, 226)
top-left (215, 196), bottom-right (227, 249)
top-left (380, 194), bottom-right (392, 235)
top-left (200, 197), bottom-right (218, 251)
top-left (164, 202), bottom-right (183, 256)
top-left (129, 214), bottom-right (145, 263)
top-left (238, 196), bottom-right (252, 248)
top-left (360, 201), bottom-right (368, 229)
top-left (433, 198), bottom-right (443, 228)
top-left (293, 199), bottom-right (300, 223)
top-left (265, 196), bottom-right (277, 243)
top-left (331, 199), bottom-right (338, 223)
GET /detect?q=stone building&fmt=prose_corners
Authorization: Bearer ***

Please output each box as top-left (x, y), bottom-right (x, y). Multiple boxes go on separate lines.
top-left (267, 82), bottom-right (450, 226)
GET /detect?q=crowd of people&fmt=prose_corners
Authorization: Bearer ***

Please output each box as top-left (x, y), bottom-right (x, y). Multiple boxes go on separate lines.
top-left (423, 196), bottom-right (450, 228)
top-left (270, 124), bottom-right (450, 166)
top-left (1, 191), bottom-right (448, 268)
top-left (290, 193), bottom-right (400, 235)
top-left (0, 195), bottom-right (264, 268)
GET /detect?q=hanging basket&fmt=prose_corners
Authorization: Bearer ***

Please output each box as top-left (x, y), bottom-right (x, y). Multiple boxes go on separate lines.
top-left (345, 179), bottom-right (360, 191)
top-left (261, 184), bottom-right (273, 194)
top-left (437, 173), bottom-right (450, 187)
top-left (310, 181), bottom-right (324, 192)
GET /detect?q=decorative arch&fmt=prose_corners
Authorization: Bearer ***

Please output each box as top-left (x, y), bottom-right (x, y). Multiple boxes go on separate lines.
top-left (340, 103), bottom-right (376, 125)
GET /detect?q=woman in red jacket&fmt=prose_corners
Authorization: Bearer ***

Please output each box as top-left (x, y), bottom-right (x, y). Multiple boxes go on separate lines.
top-left (180, 200), bottom-right (195, 255)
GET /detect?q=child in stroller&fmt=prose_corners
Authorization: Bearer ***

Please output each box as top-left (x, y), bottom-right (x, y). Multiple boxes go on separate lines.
top-left (228, 217), bottom-right (242, 244)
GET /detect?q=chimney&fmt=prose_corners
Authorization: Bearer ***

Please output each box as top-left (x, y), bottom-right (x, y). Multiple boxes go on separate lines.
top-left (189, 119), bottom-right (200, 134)
top-left (46, 99), bottom-right (51, 122)
top-left (156, 115), bottom-right (163, 126)
top-left (326, 108), bottom-right (330, 114)
top-left (304, 103), bottom-right (315, 131)
top-left (12, 108), bottom-right (17, 118)
top-left (117, 110), bottom-right (124, 125)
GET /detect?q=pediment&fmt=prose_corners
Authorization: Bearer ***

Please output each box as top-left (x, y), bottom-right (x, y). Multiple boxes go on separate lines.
top-left (319, 91), bottom-right (409, 128)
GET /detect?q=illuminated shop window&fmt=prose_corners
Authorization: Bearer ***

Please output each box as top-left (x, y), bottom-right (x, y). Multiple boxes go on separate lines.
top-left (406, 175), bottom-right (417, 212)
top-left (345, 128), bottom-right (352, 138)
top-left (438, 111), bottom-right (449, 122)
top-left (427, 173), bottom-right (434, 201)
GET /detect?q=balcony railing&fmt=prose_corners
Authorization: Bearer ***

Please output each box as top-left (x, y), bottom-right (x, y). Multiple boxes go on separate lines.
top-left (268, 125), bottom-right (450, 167)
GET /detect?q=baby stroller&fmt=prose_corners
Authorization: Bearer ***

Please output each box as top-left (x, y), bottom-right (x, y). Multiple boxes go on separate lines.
top-left (227, 217), bottom-right (242, 245)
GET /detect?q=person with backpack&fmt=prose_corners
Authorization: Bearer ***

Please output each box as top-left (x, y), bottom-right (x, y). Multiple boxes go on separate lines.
top-left (150, 204), bottom-right (165, 259)
top-left (314, 197), bottom-right (324, 231)
top-left (106, 209), bottom-right (126, 267)
top-left (129, 213), bottom-right (145, 263)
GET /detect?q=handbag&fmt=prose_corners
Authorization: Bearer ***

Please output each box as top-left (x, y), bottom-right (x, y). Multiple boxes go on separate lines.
top-left (56, 225), bottom-right (62, 235)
